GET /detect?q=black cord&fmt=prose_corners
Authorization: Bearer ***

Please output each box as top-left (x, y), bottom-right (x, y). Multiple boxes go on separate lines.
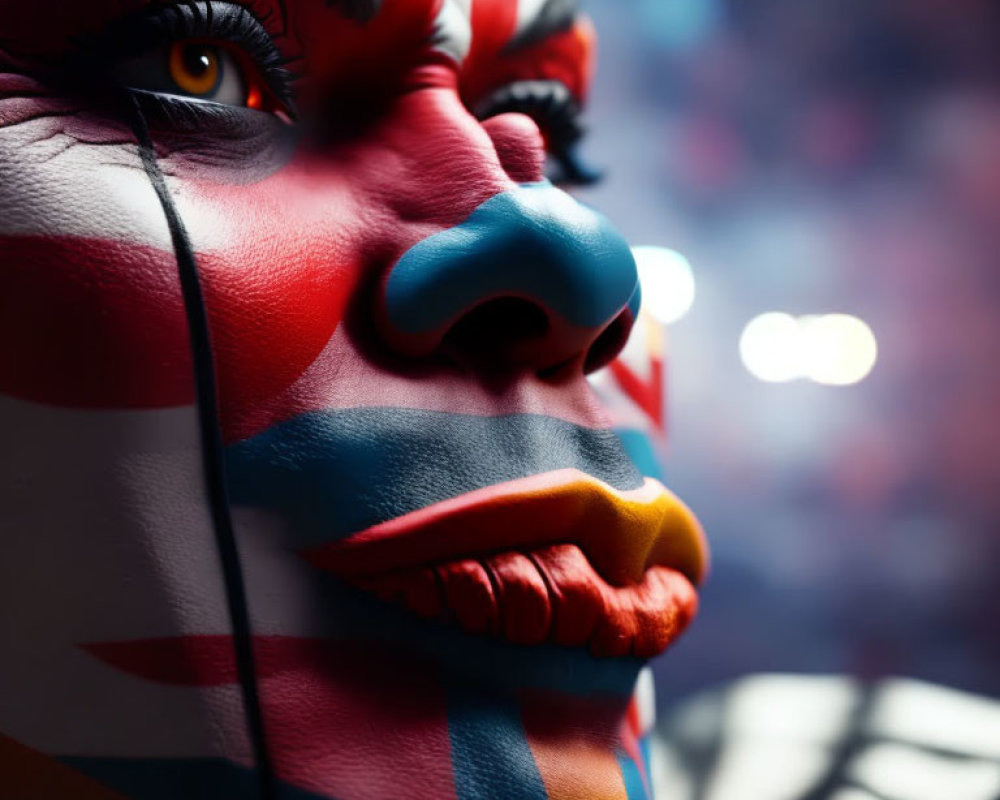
top-left (123, 93), bottom-right (278, 800)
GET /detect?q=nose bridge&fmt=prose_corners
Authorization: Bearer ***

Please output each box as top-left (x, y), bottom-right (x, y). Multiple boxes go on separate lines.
top-left (380, 182), bottom-right (640, 368)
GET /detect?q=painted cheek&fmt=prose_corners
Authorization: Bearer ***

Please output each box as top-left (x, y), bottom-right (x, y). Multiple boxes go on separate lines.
top-left (0, 227), bottom-right (358, 415)
top-left (0, 236), bottom-right (193, 408)
top-left (198, 243), bottom-right (358, 429)
top-left (172, 90), bottom-right (513, 437)
top-left (164, 166), bottom-right (369, 434)
top-left (0, 204), bottom-right (357, 417)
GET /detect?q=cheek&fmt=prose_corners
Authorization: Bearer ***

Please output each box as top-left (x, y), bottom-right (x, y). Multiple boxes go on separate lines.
top-left (0, 237), bottom-right (194, 408)
top-left (129, 86), bottom-right (510, 430)
top-left (0, 190), bottom-right (361, 415)
top-left (173, 175), bottom-right (370, 431)
top-left (0, 226), bottom-right (362, 417)
top-left (0, 113), bottom-right (197, 409)
top-left (199, 238), bottom-right (359, 420)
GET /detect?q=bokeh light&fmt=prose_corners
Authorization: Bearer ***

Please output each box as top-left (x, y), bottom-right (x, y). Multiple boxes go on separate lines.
top-left (633, 245), bottom-right (697, 325)
top-left (800, 314), bottom-right (878, 386)
top-left (740, 313), bottom-right (878, 385)
top-left (584, 0), bottom-right (1000, 738)
top-left (637, 0), bottom-right (723, 51)
top-left (739, 312), bottom-right (803, 383)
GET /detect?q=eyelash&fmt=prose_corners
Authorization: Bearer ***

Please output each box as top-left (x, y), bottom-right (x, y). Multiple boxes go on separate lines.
top-left (476, 81), bottom-right (582, 154)
top-left (75, 0), bottom-right (297, 115)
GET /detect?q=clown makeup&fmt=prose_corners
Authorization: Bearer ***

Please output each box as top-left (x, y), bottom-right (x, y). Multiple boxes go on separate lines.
top-left (0, 1), bottom-right (707, 798)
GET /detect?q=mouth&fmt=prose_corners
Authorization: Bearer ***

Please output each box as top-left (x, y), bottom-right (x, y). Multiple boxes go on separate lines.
top-left (304, 468), bottom-right (707, 658)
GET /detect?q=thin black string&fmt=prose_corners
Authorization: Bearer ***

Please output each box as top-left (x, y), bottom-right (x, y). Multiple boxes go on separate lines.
top-left (123, 93), bottom-right (277, 800)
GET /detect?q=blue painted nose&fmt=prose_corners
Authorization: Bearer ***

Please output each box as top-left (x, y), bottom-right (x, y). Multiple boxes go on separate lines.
top-left (381, 182), bottom-right (640, 372)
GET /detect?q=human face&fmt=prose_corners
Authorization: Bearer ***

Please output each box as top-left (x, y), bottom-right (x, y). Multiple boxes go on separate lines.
top-left (0, 1), bottom-right (707, 798)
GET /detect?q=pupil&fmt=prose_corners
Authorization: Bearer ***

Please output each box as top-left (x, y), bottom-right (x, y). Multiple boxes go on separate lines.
top-left (182, 45), bottom-right (213, 77)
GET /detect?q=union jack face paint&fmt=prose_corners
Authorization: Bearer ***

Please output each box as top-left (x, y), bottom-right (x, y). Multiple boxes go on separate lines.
top-left (0, 2), bottom-right (706, 798)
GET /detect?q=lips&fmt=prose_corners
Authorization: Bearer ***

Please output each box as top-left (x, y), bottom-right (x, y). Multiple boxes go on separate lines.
top-left (304, 468), bottom-right (708, 658)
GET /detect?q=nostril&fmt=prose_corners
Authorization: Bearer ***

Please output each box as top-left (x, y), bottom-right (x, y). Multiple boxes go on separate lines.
top-left (442, 297), bottom-right (550, 366)
top-left (583, 311), bottom-right (634, 375)
top-left (381, 183), bottom-right (638, 368)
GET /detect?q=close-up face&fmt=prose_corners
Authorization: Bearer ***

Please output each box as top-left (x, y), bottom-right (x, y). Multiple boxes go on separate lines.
top-left (0, 1), bottom-right (706, 798)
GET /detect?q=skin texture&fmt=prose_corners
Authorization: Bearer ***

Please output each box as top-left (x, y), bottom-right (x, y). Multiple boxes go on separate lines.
top-left (0, 1), bottom-right (705, 798)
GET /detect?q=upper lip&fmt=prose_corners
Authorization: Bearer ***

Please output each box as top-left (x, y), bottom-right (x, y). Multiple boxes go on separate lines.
top-left (302, 467), bottom-right (708, 588)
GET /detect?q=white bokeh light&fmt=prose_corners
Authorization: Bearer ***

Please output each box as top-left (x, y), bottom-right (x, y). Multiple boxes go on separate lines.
top-left (632, 246), bottom-right (696, 325)
top-left (800, 314), bottom-right (878, 386)
top-left (850, 743), bottom-right (1000, 800)
top-left (739, 312), bottom-right (803, 383)
top-left (740, 313), bottom-right (878, 386)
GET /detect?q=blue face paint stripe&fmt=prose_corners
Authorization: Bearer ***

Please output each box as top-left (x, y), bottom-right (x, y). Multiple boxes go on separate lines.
top-left (225, 408), bottom-right (644, 548)
top-left (617, 750), bottom-right (651, 800)
top-left (639, 738), bottom-right (654, 797)
top-left (612, 428), bottom-right (665, 482)
top-left (385, 183), bottom-right (639, 334)
top-left (446, 686), bottom-right (549, 800)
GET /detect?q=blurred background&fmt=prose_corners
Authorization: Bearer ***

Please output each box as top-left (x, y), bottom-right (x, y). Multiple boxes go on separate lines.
top-left (577, 0), bottom-right (1000, 710)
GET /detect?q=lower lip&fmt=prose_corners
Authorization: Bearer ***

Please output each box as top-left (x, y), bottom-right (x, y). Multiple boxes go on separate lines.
top-left (352, 543), bottom-right (698, 658)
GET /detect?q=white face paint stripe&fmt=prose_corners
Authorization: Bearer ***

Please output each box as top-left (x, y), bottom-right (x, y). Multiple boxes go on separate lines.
top-left (0, 118), bottom-right (173, 247)
top-left (0, 117), bottom-right (234, 251)
top-left (515, 0), bottom-right (551, 36)
top-left (432, 0), bottom-right (473, 64)
top-left (0, 395), bottom-right (243, 755)
top-left (0, 393), bottom-right (346, 755)
top-left (634, 666), bottom-right (657, 736)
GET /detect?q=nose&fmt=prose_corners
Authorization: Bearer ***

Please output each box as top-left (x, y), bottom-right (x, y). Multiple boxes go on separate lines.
top-left (379, 182), bottom-right (640, 374)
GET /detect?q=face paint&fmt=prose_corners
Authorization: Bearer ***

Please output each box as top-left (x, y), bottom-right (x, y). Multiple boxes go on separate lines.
top-left (0, 1), bottom-right (707, 798)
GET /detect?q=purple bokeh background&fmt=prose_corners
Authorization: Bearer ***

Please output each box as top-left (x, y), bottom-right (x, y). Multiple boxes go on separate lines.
top-left (579, 0), bottom-right (1000, 707)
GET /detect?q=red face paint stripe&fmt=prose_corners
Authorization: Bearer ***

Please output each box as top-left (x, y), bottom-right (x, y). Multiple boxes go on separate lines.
top-left (0, 231), bottom-right (357, 414)
top-left (82, 636), bottom-right (240, 687)
top-left (461, 0), bottom-right (595, 109)
top-left (0, 236), bottom-right (194, 409)
top-left (83, 636), bottom-right (459, 800)
top-left (197, 246), bottom-right (354, 429)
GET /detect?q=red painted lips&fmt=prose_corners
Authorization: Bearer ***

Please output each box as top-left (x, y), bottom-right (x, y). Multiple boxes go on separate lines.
top-left (304, 468), bottom-right (708, 658)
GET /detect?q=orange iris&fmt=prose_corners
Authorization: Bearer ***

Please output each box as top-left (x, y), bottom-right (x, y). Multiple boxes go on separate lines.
top-left (168, 42), bottom-right (221, 96)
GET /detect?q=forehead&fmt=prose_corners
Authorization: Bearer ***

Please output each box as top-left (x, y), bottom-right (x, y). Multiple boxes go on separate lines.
top-left (0, 0), bottom-right (443, 62)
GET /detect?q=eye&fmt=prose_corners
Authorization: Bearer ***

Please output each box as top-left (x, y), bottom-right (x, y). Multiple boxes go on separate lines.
top-left (116, 39), bottom-right (266, 110)
top-left (169, 42), bottom-right (240, 103)
top-left (475, 80), bottom-right (603, 186)
top-left (86, 1), bottom-right (296, 118)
